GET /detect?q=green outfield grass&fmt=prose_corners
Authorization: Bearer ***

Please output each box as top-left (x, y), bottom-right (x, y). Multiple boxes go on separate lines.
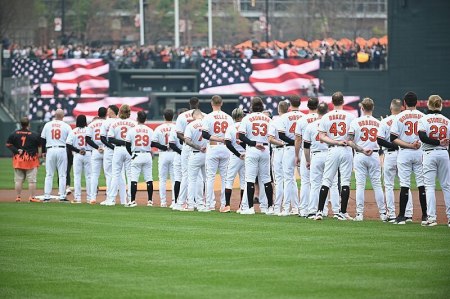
top-left (0, 157), bottom-right (439, 191)
top-left (0, 203), bottom-right (449, 298)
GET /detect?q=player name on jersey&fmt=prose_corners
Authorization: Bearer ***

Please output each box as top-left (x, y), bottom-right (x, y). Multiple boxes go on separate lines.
top-left (329, 113), bottom-right (348, 120)
top-left (426, 117), bottom-right (449, 125)
top-left (397, 113), bottom-right (422, 122)
top-left (248, 115), bottom-right (271, 123)
top-left (110, 120), bottom-right (136, 129)
top-left (357, 119), bottom-right (380, 127)
top-left (212, 114), bottom-right (229, 120)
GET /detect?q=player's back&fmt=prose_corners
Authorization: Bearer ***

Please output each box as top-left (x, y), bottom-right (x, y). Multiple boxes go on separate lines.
top-left (279, 110), bottom-right (305, 139)
top-left (350, 115), bottom-right (381, 150)
top-left (319, 109), bottom-right (355, 141)
top-left (379, 114), bottom-right (397, 141)
top-left (419, 113), bottom-right (450, 151)
top-left (203, 110), bottom-right (234, 139)
top-left (108, 118), bottom-right (138, 140)
top-left (186, 119), bottom-right (207, 148)
top-left (154, 123), bottom-right (175, 148)
top-left (239, 112), bottom-right (271, 144)
top-left (127, 124), bottom-right (154, 152)
top-left (87, 118), bottom-right (106, 146)
top-left (296, 112), bottom-right (319, 138)
top-left (391, 109), bottom-right (424, 143)
top-left (168, 126), bottom-right (182, 148)
top-left (68, 127), bottom-right (91, 150)
top-left (175, 109), bottom-right (194, 134)
top-left (100, 117), bottom-right (116, 137)
top-left (42, 119), bottom-right (72, 146)
top-left (225, 122), bottom-right (245, 152)
top-left (304, 119), bottom-right (328, 152)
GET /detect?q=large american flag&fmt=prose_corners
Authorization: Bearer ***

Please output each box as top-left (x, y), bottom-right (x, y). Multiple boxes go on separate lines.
top-left (199, 58), bottom-right (320, 96)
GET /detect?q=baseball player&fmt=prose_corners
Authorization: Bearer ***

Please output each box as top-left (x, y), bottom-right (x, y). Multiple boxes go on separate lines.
top-left (174, 97), bottom-right (202, 210)
top-left (295, 97), bottom-right (319, 217)
top-left (152, 109), bottom-right (176, 207)
top-left (268, 102), bottom-right (288, 215)
top-left (106, 105), bottom-right (137, 205)
top-left (66, 115), bottom-right (92, 204)
top-left (201, 95), bottom-right (233, 211)
top-left (6, 117), bottom-right (42, 202)
top-left (168, 108), bottom-right (187, 208)
top-left (278, 96), bottom-right (305, 216)
top-left (315, 92), bottom-right (356, 221)
top-left (238, 97), bottom-right (274, 215)
top-left (125, 111), bottom-right (157, 207)
top-left (85, 107), bottom-right (107, 204)
top-left (40, 109), bottom-right (72, 201)
top-left (302, 102), bottom-right (340, 218)
top-left (418, 95), bottom-right (450, 227)
top-left (99, 105), bottom-right (127, 205)
top-left (223, 108), bottom-right (246, 212)
top-left (377, 99), bottom-right (413, 222)
top-left (348, 98), bottom-right (387, 221)
top-left (184, 109), bottom-right (207, 211)
top-left (390, 92), bottom-right (427, 225)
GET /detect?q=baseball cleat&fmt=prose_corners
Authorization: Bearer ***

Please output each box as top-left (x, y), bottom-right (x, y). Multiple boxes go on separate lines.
top-left (160, 203), bottom-right (167, 208)
top-left (393, 216), bottom-right (407, 225)
top-left (278, 210), bottom-right (289, 217)
top-left (314, 211), bottom-right (323, 220)
top-left (59, 198), bottom-right (69, 202)
top-left (448, 220), bottom-right (450, 228)
top-left (335, 212), bottom-right (352, 221)
top-left (198, 207), bottom-right (211, 212)
top-left (236, 208), bottom-right (242, 214)
top-left (147, 200), bottom-right (153, 207)
top-left (422, 219), bottom-right (437, 227)
top-left (265, 206), bottom-right (274, 215)
top-left (421, 215), bottom-right (428, 226)
top-left (125, 201), bottom-right (137, 208)
top-left (405, 216), bottom-right (413, 222)
top-left (70, 200), bottom-right (82, 204)
top-left (220, 206), bottom-right (231, 213)
top-left (306, 213), bottom-right (316, 219)
top-left (379, 213), bottom-right (388, 222)
top-left (240, 207), bottom-right (255, 215)
top-left (333, 213), bottom-right (340, 219)
top-left (65, 187), bottom-right (72, 196)
top-left (290, 208), bottom-right (299, 216)
top-left (169, 202), bottom-right (174, 209)
top-left (354, 213), bottom-right (364, 221)
top-left (43, 198), bottom-right (52, 202)
top-left (15, 196), bottom-right (21, 202)
top-left (89, 200), bottom-right (96, 205)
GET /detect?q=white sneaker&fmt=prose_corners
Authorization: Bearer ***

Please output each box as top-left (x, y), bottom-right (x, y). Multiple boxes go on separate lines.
top-left (422, 219), bottom-right (437, 227)
top-left (161, 202), bottom-right (167, 208)
top-left (147, 200), bottom-right (153, 207)
top-left (125, 201), bottom-right (137, 208)
top-left (315, 211), bottom-right (323, 220)
top-left (198, 207), bottom-right (211, 212)
top-left (379, 213), bottom-right (388, 222)
top-left (265, 206), bottom-right (274, 215)
top-left (180, 206), bottom-right (194, 212)
top-left (240, 207), bottom-right (255, 215)
top-left (260, 207), bottom-right (267, 214)
top-left (169, 202), bottom-right (174, 208)
top-left (354, 213), bottom-right (364, 221)
top-left (336, 212), bottom-right (353, 221)
top-left (290, 208), bottom-right (299, 215)
top-left (274, 207), bottom-right (281, 215)
top-left (65, 187), bottom-right (72, 196)
top-left (236, 208), bottom-right (242, 214)
top-left (278, 210), bottom-right (289, 217)
top-left (104, 201), bottom-right (115, 206)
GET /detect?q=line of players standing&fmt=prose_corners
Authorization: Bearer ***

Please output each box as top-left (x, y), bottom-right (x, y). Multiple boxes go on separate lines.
top-left (37, 92), bottom-right (450, 226)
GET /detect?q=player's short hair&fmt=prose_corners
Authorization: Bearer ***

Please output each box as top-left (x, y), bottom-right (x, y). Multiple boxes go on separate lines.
top-left (427, 95), bottom-right (443, 111)
top-left (211, 95), bottom-right (222, 106)
top-left (192, 109), bottom-right (203, 118)
top-left (108, 105), bottom-right (119, 116)
top-left (163, 109), bottom-right (174, 121)
top-left (307, 97), bottom-right (319, 110)
top-left (390, 99), bottom-right (402, 113)
top-left (331, 92), bottom-right (344, 106)
top-left (76, 114), bottom-right (87, 128)
top-left (231, 108), bottom-right (245, 121)
top-left (189, 97), bottom-right (200, 109)
top-left (137, 111), bottom-right (147, 123)
top-left (403, 91), bottom-right (418, 107)
top-left (54, 109), bottom-right (64, 120)
top-left (278, 101), bottom-right (289, 114)
top-left (20, 117), bottom-right (29, 129)
top-left (251, 97), bottom-right (264, 112)
top-left (119, 104), bottom-right (131, 119)
top-left (317, 101), bottom-right (329, 116)
top-left (98, 107), bottom-right (107, 118)
top-left (360, 98), bottom-right (374, 112)
top-left (289, 95), bottom-right (301, 108)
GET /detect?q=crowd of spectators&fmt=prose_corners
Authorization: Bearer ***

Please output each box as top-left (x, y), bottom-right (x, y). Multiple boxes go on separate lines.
top-left (2, 39), bottom-right (387, 71)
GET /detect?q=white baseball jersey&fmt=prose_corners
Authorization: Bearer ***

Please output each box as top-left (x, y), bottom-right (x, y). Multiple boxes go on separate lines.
top-left (349, 115), bottom-right (381, 150)
top-left (100, 117), bottom-right (116, 137)
top-left (319, 110), bottom-right (356, 141)
top-left (175, 109), bottom-right (194, 134)
top-left (126, 124), bottom-right (154, 152)
top-left (66, 127), bottom-right (92, 151)
top-left (268, 116), bottom-right (283, 140)
top-left (152, 123), bottom-right (176, 151)
top-left (87, 118), bottom-right (106, 147)
top-left (107, 118), bottom-right (137, 141)
top-left (239, 112), bottom-right (271, 143)
top-left (295, 113), bottom-right (319, 140)
top-left (185, 119), bottom-right (207, 149)
top-left (224, 122), bottom-right (245, 153)
top-left (168, 127), bottom-right (182, 149)
top-left (418, 113), bottom-right (450, 151)
top-left (202, 110), bottom-right (234, 139)
top-left (41, 120), bottom-right (72, 146)
top-left (303, 119), bottom-right (328, 152)
top-left (390, 109), bottom-right (424, 143)
top-left (278, 110), bottom-right (305, 139)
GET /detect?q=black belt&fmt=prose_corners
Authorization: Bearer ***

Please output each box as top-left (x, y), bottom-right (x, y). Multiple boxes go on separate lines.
top-left (329, 144), bottom-right (345, 148)
top-left (47, 146), bottom-right (65, 148)
top-left (312, 150), bottom-right (326, 154)
top-left (115, 145), bottom-right (125, 147)
top-left (250, 143), bottom-right (269, 147)
top-left (424, 148), bottom-right (446, 152)
top-left (275, 145), bottom-right (284, 149)
top-left (387, 149), bottom-right (398, 152)
top-left (193, 150), bottom-right (200, 153)
top-left (285, 144), bottom-right (294, 147)
top-left (134, 151), bottom-right (150, 153)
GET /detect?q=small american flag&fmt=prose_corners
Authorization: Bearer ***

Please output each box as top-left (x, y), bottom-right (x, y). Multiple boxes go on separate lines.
top-left (199, 58), bottom-right (320, 96)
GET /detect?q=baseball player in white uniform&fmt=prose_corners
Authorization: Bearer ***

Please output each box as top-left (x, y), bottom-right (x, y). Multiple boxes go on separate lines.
top-left (66, 115), bottom-right (92, 204)
top-left (41, 109), bottom-right (72, 201)
top-left (418, 95), bottom-right (450, 227)
top-left (377, 99), bottom-right (413, 222)
top-left (174, 98), bottom-right (202, 210)
top-left (106, 105), bottom-right (137, 205)
top-left (152, 109), bottom-right (176, 207)
top-left (184, 109), bottom-right (207, 211)
top-left (303, 102), bottom-right (340, 218)
top-left (201, 95), bottom-right (233, 211)
top-left (315, 92), bottom-right (356, 221)
top-left (238, 97), bottom-right (274, 215)
top-left (348, 98), bottom-right (387, 221)
top-left (125, 111), bottom-right (156, 207)
top-left (168, 109), bottom-right (186, 208)
top-left (223, 108), bottom-right (246, 213)
top-left (85, 107), bottom-right (107, 204)
top-left (295, 97), bottom-right (319, 217)
top-left (268, 102), bottom-right (288, 215)
top-left (277, 96), bottom-right (304, 216)
top-left (99, 105), bottom-right (127, 205)
top-left (390, 92), bottom-right (427, 225)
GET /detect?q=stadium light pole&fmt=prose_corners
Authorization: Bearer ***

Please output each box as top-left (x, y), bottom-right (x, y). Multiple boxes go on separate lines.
top-left (175, 0), bottom-right (180, 48)
top-left (139, 0), bottom-right (145, 46)
top-left (208, 0), bottom-right (212, 48)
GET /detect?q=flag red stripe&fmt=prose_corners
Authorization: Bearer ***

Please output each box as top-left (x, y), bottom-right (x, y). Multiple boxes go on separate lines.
top-left (249, 72), bottom-right (316, 84)
top-left (53, 60), bottom-right (107, 73)
top-left (50, 75), bottom-right (107, 84)
top-left (251, 58), bottom-right (313, 70)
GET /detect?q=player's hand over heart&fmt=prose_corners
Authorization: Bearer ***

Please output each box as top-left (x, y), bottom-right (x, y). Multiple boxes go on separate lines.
top-left (200, 147), bottom-right (207, 153)
top-left (255, 143), bottom-right (265, 151)
top-left (306, 161), bottom-right (311, 169)
top-left (411, 140), bottom-right (421, 149)
top-left (440, 138), bottom-right (449, 147)
top-left (363, 148), bottom-right (373, 156)
top-left (337, 140), bottom-right (347, 146)
top-left (98, 147), bottom-right (104, 153)
top-left (79, 150), bottom-right (86, 155)
top-left (239, 153), bottom-right (245, 160)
